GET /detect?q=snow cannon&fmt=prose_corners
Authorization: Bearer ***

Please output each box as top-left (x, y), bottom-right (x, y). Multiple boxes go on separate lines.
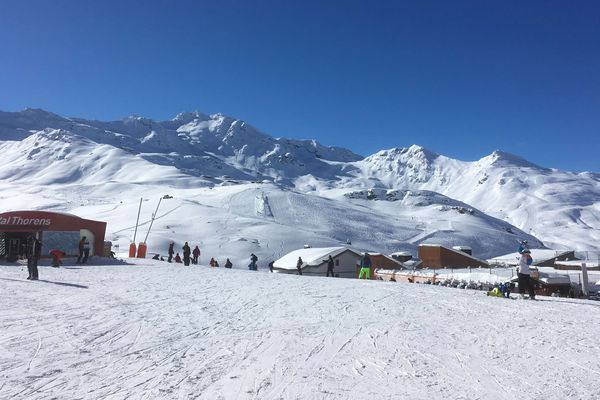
top-left (129, 242), bottom-right (137, 258)
top-left (136, 242), bottom-right (147, 258)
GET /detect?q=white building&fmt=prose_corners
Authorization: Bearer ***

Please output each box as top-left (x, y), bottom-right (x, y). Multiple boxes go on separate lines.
top-left (273, 247), bottom-right (362, 278)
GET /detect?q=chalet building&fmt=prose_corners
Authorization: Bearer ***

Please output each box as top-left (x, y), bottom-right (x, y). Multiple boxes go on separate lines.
top-left (418, 244), bottom-right (488, 269)
top-left (273, 247), bottom-right (361, 278)
top-left (0, 210), bottom-right (107, 261)
top-left (361, 253), bottom-right (405, 280)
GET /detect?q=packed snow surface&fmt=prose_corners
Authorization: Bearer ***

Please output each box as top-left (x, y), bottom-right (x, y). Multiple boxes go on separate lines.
top-left (2, 261), bottom-right (600, 399)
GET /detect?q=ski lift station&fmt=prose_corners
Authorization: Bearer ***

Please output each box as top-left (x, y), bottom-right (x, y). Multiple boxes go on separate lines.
top-left (0, 210), bottom-right (106, 261)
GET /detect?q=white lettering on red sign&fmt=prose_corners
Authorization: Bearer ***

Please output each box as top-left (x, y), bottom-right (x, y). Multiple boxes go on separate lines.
top-left (0, 216), bottom-right (52, 226)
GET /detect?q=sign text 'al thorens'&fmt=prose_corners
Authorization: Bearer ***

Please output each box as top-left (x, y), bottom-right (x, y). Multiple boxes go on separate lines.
top-left (0, 216), bottom-right (52, 226)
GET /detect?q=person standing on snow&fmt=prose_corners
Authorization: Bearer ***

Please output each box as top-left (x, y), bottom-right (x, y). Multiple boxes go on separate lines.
top-left (358, 253), bottom-right (371, 279)
top-left (182, 242), bottom-right (191, 266)
top-left (81, 239), bottom-right (91, 264)
top-left (325, 255), bottom-right (335, 277)
top-left (26, 236), bottom-right (41, 280)
top-left (249, 253), bottom-right (258, 271)
top-left (517, 249), bottom-right (536, 300)
top-left (296, 257), bottom-right (303, 275)
top-left (76, 236), bottom-right (86, 264)
top-left (192, 246), bottom-right (200, 264)
top-left (168, 242), bottom-right (174, 263)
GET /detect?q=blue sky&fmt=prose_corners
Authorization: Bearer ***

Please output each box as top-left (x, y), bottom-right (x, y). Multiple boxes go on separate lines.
top-left (1, 0), bottom-right (599, 171)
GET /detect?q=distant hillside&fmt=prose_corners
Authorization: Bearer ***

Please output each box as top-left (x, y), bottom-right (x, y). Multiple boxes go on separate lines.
top-left (0, 108), bottom-right (598, 254)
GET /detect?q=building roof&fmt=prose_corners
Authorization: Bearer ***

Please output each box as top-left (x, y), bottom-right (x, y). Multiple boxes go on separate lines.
top-left (419, 243), bottom-right (488, 266)
top-left (555, 260), bottom-right (600, 268)
top-left (273, 247), bottom-right (361, 270)
top-left (488, 249), bottom-right (573, 266)
top-left (537, 272), bottom-right (571, 285)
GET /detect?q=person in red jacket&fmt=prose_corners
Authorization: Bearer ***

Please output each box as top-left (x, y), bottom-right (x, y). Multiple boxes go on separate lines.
top-left (49, 249), bottom-right (66, 268)
top-left (174, 253), bottom-right (182, 263)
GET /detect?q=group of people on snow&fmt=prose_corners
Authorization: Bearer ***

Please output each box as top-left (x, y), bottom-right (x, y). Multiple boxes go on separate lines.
top-left (24, 235), bottom-right (88, 280)
top-left (154, 241), bottom-right (236, 269)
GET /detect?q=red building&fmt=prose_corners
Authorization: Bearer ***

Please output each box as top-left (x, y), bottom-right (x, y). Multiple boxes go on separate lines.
top-left (0, 211), bottom-right (106, 260)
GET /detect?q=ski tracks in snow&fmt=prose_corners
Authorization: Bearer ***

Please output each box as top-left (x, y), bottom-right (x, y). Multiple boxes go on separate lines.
top-left (2, 263), bottom-right (600, 399)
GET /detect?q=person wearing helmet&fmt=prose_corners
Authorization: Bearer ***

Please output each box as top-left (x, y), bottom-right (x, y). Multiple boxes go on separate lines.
top-left (517, 240), bottom-right (529, 254)
top-left (517, 249), bottom-right (535, 300)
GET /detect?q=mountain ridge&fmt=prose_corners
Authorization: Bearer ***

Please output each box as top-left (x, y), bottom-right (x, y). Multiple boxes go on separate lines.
top-left (0, 108), bottom-right (598, 253)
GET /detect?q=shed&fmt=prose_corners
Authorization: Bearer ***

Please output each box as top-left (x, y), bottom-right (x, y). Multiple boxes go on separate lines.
top-left (418, 244), bottom-right (488, 269)
top-left (273, 247), bottom-right (362, 278)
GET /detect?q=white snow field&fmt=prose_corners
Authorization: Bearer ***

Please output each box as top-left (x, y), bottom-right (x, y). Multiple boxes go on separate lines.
top-left (2, 261), bottom-right (600, 400)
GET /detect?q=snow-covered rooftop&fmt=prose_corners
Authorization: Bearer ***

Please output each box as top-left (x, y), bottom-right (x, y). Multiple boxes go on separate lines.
top-left (488, 249), bottom-right (573, 266)
top-left (274, 247), bottom-right (360, 270)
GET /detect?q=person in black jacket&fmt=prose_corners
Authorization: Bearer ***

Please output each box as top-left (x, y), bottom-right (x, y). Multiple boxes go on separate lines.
top-left (182, 242), bottom-right (191, 266)
top-left (168, 242), bottom-right (174, 263)
top-left (249, 253), bottom-right (258, 271)
top-left (26, 236), bottom-right (41, 280)
top-left (296, 257), bottom-right (303, 276)
top-left (325, 255), bottom-right (335, 277)
top-left (224, 258), bottom-right (233, 269)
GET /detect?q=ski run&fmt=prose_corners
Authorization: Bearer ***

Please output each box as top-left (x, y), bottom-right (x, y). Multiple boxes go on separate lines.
top-left (2, 260), bottom-right (600, 400)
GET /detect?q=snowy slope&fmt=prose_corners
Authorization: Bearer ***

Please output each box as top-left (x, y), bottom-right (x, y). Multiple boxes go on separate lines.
top-left (344, 146), bottom-right (600, 251)
top-left (0, 108), bottom-right (598, 257)
top-left (2, 261), bottom-right (600, 399)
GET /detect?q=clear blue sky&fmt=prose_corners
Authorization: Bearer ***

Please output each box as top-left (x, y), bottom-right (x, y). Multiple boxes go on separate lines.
top-left (1, 0), bottom-right (599, 171)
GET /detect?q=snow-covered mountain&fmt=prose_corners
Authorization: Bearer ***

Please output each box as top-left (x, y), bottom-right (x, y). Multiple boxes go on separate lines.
top-left (0, 108), bottom-right (598, 261)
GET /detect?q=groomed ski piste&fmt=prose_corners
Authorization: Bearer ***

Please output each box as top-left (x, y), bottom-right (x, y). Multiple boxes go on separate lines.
top-left (2, 259), bottom-right (600, 400)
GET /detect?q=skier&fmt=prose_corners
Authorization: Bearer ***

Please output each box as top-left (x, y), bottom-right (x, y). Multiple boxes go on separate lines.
top-left (49, 249), bottom-right (66, 268)
top-left (81, 239), bottom-right (91, 264)
top-left (296, 257), bottom-right (303, 275)
top-left (358, 252), bottom-right (371, 279)
top-left (324, 255), bottom-right (335, 277)
top-left (174, 253), bottom-right (182, 263)
top-left (76, 236), bottom-right (86, 264)
top-left (182, 242), bottom-right (191, 266)
top-left (517, 249), bottom-right (535, 300)
top-left (268, 260), bottom-right (274, 273)
top-left (224, 258), bottom-right (233, 269)
top-left (26, 236), bottom-right (41, 280)
top-left (249, 253), bottom-right (258, 271)
top-left (192, 246), bottom-right (200, 264)
top-left (168, 242), bottom-right (175, 263)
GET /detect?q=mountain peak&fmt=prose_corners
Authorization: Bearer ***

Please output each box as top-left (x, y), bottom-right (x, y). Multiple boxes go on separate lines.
top-left (481, 150), bottom-right (541, 169)
top-left (172, 111), bottom-right (208, 123)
